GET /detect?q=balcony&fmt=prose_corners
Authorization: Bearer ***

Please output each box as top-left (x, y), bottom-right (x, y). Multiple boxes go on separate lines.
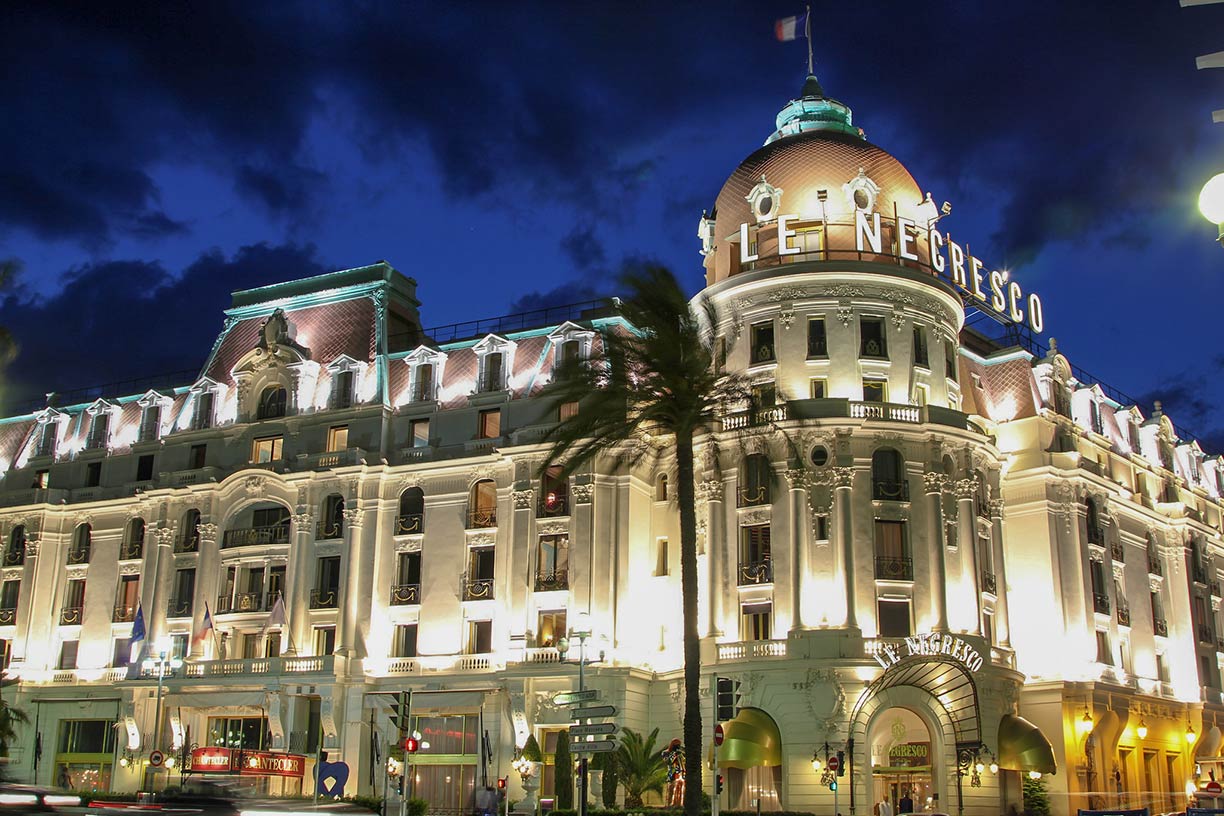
top-left (1110, 541), bottom-right (1125, 563)
top-left (113, 605), bottom-right (136, 623)
top-left (1086, 525), bottom-right (1104, 546)
top-left (463, 577), bottom-right (494, 601)
top-left (174, 533), bottom-right (199, 554)
top-left (120, 540), bottom-right (144, 560)
top-left (737, 559), bottom-right (773, 586)
top-left (59, 606), bottom-right (83, 625)
top-left (1148, 557), bottom-right (1163, 577)
top-left (1117, 604), bottom-right (1131, 627)
top-left (717, 640), bottom-right (787, 661)
top-left (476, 374), bottom-right (505, 394)
top-left (1092, 593), bottom-right (1111, 615)
top-left (722, 404), bottom-right (788, 431)
top-left (1199, 624), bottom-right (1215, 645)
top-left (980, 571), bottom-right (997, 595)
top-left (390, 583), bottom-right (420, 605)
top-left (181, 654), bottom-right (335, 679)
top-left (222, 524), bottom-right (290, 549)
top-left (466, 509), bottom-right (497, 530)
top-left (310, 588), bottom-right (338, 609)
top-left (737, 486), bottom-right (770, 508)
top-left (1154, 617), bottom-right (1169, 637)
top-left (0, 608), bottom-right (15, 626)
top-left (538, 493), bottom-right (569, 517)
top-left (850, 401), bottom-right (920, 423)
top-left (2, 547), bottom-right (25, 567)
top-left (534, 570), bottom-right (568, 592)
top-left (395, 514), bottom-right (423, 535)
top-left (1193, 563), bottom-right (1209, 585)
top-left (66, 546), bottom-right (90, 565)
top-left (875, 556), bottom-right (914, 581)
top-left (167, 597), bottom-right (192, 618)
top-left (315, 520), bottom-right (343, 541)
top-left (872, 479), bottom-right (910, 502)
top-left (234, 592), bottom-right (264, 613)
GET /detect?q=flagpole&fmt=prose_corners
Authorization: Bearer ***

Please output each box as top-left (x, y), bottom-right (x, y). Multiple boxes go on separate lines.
top-left (805, 5), bottom-right (813, 76)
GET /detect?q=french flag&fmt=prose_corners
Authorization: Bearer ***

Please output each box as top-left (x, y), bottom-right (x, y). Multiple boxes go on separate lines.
top-left (775, 12), bottom-right (808, 42)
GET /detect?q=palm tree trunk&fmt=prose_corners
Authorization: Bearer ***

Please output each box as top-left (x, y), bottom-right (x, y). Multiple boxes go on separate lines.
top-left (677, 430), bottom-right (703, 816)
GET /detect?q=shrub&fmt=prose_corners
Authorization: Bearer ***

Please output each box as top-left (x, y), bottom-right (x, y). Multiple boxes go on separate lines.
top-left (556, 734), bottom-right (574, 810)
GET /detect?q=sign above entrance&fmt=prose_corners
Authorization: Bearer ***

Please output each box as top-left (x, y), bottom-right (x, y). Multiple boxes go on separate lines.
top-left (872, 632), bottom-right (985, 673)
top-left (186, 746), bottom-right (306, 778)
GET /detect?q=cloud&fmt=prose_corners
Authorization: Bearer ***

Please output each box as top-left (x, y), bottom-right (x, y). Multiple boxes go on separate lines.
top-left (560, 226), bottom-right (606, 271)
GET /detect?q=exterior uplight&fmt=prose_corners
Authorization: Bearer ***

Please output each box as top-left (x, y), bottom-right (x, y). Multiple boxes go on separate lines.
top-left (1029, 771), bottom-right (1042, 780)
top-left (1198, 173), bottom-right (1224, 245)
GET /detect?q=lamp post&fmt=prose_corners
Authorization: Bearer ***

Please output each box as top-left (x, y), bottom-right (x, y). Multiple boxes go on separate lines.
top-left (954, 743), bottom-right (997, 816)
top-left (142, 637), bottom-right (183, 791)
top-left (1198, 173), bottom-right (1224, 246)
top-left (557, 611), bottom-right (593, 816)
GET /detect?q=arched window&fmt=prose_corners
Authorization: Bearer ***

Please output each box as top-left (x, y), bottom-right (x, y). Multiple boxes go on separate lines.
top-left (179, 509), bottom-right (201, 553)
top-left (319, 494), bottom-right (345, 539)
top-left (397, 487), bottom-right (425, 534)
top-left (872, 448), bottom-right (908, 501)
top-left (257, 385), bottom-right (288, 420)
top-left (332, 370), bottom-right (355, 409)
top-left (412, 363), bottom-right (435, 403)
top-left (122, 518), bottom-right (145, 560)
top-left (1085, 498), bottom-right (1102, 545)
top-left (738, 454), bottom-right (771, 507)
top-left (4, 525), bottom-right (26, 567)
top-left (468, 480), bottom-right (497, 528)
top-left (539, 466), bottom-right (568, 517)
top-left (656, 474), bottom-right (669, 502)
top-left (68, 523), bottom-right (91, 564)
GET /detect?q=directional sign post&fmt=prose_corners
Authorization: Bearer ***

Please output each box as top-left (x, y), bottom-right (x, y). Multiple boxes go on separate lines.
top-left (572, 705), bottom-right (616, 720)
top-left (554, 689), bottom-right (600, 706)
top-left (571, 722), bottom-right (617, 738)
top-left (571, 741), bottom-right (618, 754)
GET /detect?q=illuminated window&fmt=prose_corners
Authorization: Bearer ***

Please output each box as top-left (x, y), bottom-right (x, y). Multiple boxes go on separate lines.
top-left (33, 470), bottom-right (48, 489)
top-left (257, 385), bottom-right (288, 420)
top-left (738, 525), bottom-right (772, 585)
top-left (912, 326), bottom-right (929, 368)
top-left (251, 436), bottom-right (283, 463)
top-left (877, 598), bottom-right (911, 638)
top-left (314, 626), bottom-right (336, 655)
top-left (655, 538), bottom-right (669, 577)
top-left (326, 425), bottom-right (349, 452)
top-left (874, 520), bottom-right (911, 580)
top-left (750, 322), bottom-right (775, 365)
top-left (810, 378), bottom-right (827, 399)
top-left (537, 610), bottom-right (566, 648)
top-left (539, 467), bottom-right (568, 516)
top-left (480, 352), bottom-right (505, 393)
top-left (410, 418), bottom-right (430, 448)
top-left (478, 409), bottom-right (501, 440)
top-left (205, 717), bottom-right (269, 751)
top-left (859, 317), bottom-right (887, 359)
top-left (536, 534), bottom-right (569, 590)
top-left (468, 480), bottom-right (497, 528)
top-left (740, 602), bottom-right (772, 641)
top-left (862, 378), bottom-right (888, 403)
top-left (807, 318), bottom-right (828, 358)
top-left (559, 401), bottom-right (579, 422)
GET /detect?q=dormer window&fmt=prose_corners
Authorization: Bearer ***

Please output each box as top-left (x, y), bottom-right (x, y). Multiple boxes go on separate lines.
top-left (332, 370), bottom-right (354, 409)
top-left (137, 391), bottom-right (171, 443)
top-left (547, 323), bottom-right (595, 380)
top-left (558, 340), bottom-right (581, 367)
top-left (413, 364), bottom-right (434, 402)
top-left (403, 346), bottom-right (447, 405)
top-left (473, 334), bottom-right (516, 395)
top-left (480, 353), bottom-right (504, 393)
top-left (188, 378), bottom-right (222, 431)
top-left (34, 409), bottom-right (66, 459)
top-left (85, 400), bottom-right (118, 451)
top-left (325, 356), bottom-right (367, 410)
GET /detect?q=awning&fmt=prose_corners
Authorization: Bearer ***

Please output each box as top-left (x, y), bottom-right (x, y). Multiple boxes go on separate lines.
top-left (998, 714), bottom-right (1057, 775)
top-left (1196, 725), bottom-right (1222, 759)
top-left (718, 707), bottom-right (782, 770)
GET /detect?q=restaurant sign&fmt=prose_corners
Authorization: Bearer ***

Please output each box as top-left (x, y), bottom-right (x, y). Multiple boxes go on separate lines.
top-left (187, 746), bottom-right (306, 778)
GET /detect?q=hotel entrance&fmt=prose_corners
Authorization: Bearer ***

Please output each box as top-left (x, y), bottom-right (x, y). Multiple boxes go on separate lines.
top-left (869, 707), bottom-right (934, 815)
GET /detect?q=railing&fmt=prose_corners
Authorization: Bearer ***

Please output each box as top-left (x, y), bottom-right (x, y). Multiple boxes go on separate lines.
top-left (850, 401), bottom-right (921, 423)
top-left (222, 524), bottom-right (290, 549)
top-left (737, 486), bottom-right (770, 507)
top-left (168, 597), bottom-right (192, 618)
top-left (2, 546), bottom-right (24, 567)
top-left (980, 571), bottom-right (997, 594)
top-left (1086, 525), bottom-right (1104, 546)
top-left (310, 588), bottom-right (338, 609)
top-left (1213, 581), bottom-right (1223, 598)
top-left (1199, 624), bottom-right (1215, 644)
top-left (396, 514), bottom-right (423, 535)
top-left (174, 533), bottom-right (199, 554)
top-left (113, 605), bottom-right (136, 623)
top-left (875, 556), bottom-right (914, 581)
top-left (1148, 557), bottom-right (1163, 576)
top-left (526, 647), bottom-right (562, 664)
top-left (60, 606), bottom-right (83, 625)
top-left (467, 509), bottom-right (497, 529)
top-left (224, 592), bottom-right (263, 613)
top-left (1193, 564), bottom-right (1209, 585)
top-left (1111, 541), bottom-right (1125, 562)
top-left (534, 571), bottom-right (568, 592)
top-left (120, 539), bottom-right (144, 560)
top-left (722, 404), bottom-right (788, 431)
top-left (390, 583), bottom-right (420, 605)
top-left (463, 578), bottom-right (494, 601)
top-left (0, 608), bottom-right (15, 626)
top-left (1117, 605), bottom-right (1131, 627)
top-left (315, 520), bottom-right (343, 540)
top-left (1093, 593), bottom-right (1111, 615)
top-left (717, 640), bottom-right (787, 660)
top-left (66, 546), bottom-right (90, 565)
top-left (538, 493), bottom-right (569, 517)
top-left (457, 655), bottom-right (491, 670)
top-left (182, 655), bottom-right (335, 678)
top-left (476, 374), bottom-right (505, 394)
top-left (384, 658), bottom-right (420, 675)
top-left (872, 479), bottom-right (910, 502)
top-left (737, 560), bottom-right (773, 586)
top-left (1154, 617), bottom-right (1169, 637)
top-left (298, 448), bottom-right (367, 471)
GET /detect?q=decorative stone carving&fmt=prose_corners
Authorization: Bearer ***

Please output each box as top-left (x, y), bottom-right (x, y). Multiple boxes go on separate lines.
top-left (342, 507), bottom-right (360, 524)
top-left (291, 512), bottom-right (314, 530)
top-left (466, 531), bottom-right (496, 547)
top-left (23, 540), bottom-right (39, 558)
top-left (831, 467), bottom-right (855, 489)
top-left (153, 527), bottom-right (175, 547)
top-left (197, 522), bottom-right (218, 545)
top-left (738, 508), bottom-right (771, 526)
top-left (119, 562), bottom-right (141, 576)
top-left (953, 477), bottom-right (979, 500)
top-left (697, 480), bottom-right (723, 502)
top-left (784, 469), bottom-right (806, 489)
top-left (767, 287), bottom-right (808, 302)
top-left (793, 668), bottom-right (846, 733)
top-left (469, 465), bottom-right (496, 485)
top-left (0, 568), bottom-right (20, 582)
top-left (922, 472), bottom-right (947, 494)
top-left (571, 484), bottom-right (595, 504)
top-left (397, 474), bottom-right (423, 493)
top-left (891, 309), bottom-right (906, 332)
top-left (244, 475), bottom-right (267, 493)
top-left (66, 564), bottom-right (88, 579)
top-left (537, 520), bottom-right (569, 536)
top-left (735, 297), bottom-right (754, 310)
top-left (512, 489), bottom-right (534, 510)
top-left (779, 308), bottom-right (795, 330)
top-left (836, 307), bottom-right (853, 328)
top-left (395, 537), bottom-right (423, 553)
top-left (316, 542), bottom-right (342, 557)
top-left (988, 498), bottom-right (1005, 518)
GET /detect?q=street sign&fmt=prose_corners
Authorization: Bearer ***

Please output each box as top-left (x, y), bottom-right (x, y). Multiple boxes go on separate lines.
top-left (570, 723), bottom-right (617, 737)
top-left (1206, 781), bottom-right (1223, 795)
top-left (571, 740), bottom-right (617, 754)
top-left (149, 750), bottom-right (165, 768)
top-left (572, 705), bottom-right (616, 720)
top-left (826, 756), bottom-right (840, 773)
top-left (713, 724), bottom-right (725, 746)
top-left (554, 689), bottom-right (600, 706)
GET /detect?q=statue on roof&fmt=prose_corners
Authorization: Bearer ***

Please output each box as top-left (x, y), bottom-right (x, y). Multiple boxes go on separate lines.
top-left (261, 309), bottom-right (290, 350)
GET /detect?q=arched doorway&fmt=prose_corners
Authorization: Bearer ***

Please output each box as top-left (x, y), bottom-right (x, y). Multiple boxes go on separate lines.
top-left (869, 707), bottom-right (936, 815)
top-left (719, 707), bottom-right (784, 811)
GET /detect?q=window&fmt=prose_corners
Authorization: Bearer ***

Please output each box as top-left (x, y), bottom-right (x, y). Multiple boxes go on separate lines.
top-left (87, 411), bottom-right (110, 450)
top-left (741, 603), bottom-right (772, 641)
top-left (480, 353), bottom-right (504, 393)
top-left (874, 520), bottom-right (911, 579)
top-left (877, 598), bottom-right (911, 638)
top-left (655, 538), bottom-right (669, 576)
top-left (171, 568), bottom-right (195, 617)
top-left (114, 575), bottom-right (139, 622)
top-left (136, 454), bottom-right (155, 482)
top-left (738, 525), bottom-right (772, 585)
top-left (332, 370), bottom-right (355, 409)
top-left (111, 637), bottom-right (132, 668)
top-left (37, 421), bottom-right (58, 458)
top-left (265, 632), bottom-right (282, 658)
top-left (5, 525), bottom-right (25, 566)
top-left (396, 488), bottom-right (424, 535)
top-left (314, 626), bottom-right (336, 655)
top-left (58, 640), bottom-right (79, 670)
top-left (912, 326), bottom-right (929, 368)
top-left (912, 383), bottom-right (929, 407)
top-left (58, 720), bottom-right (114, 754)
top-left (559, 401), bottom-right (579, 422)
top-left (393, 552), bottom-right (422, 605)
top-left (85, 461), bottom-right (102, 488)
top-left (393, 624), bottom-right (418, 658)
top-left (539, 467), bottom-right (568, 515)
top-left (740, 453), bottom-right (771, 506)
top-left (326, 426), bottom-right (349, 452)
top-left (193, 391), bottom-right (215, 430)
top-left (1089, 399), bottom-right (1103, 435)
top-left (810, 378), bottom-right (827, 399)
top-left (33, 470), bottom-right (48, 489)
top-left (139, 405), bottom-right (162, 443)
top-left (407, 418), bottom-right (430, 449)
top-left (537, 610), bottom-right (566, 648)
top-left (807, 318), bottom-right (828, 358)
top-left (68, 525), bottom-right (91, 565)
top-left (0, 640), bottom-right (9, 671)
top-left (814, 514), bottom-right (829, 541)
top-left (469, 480), bottom-right (497, 528)
top-left (863, 378), bottom-right (888, 403)
top-left (257, 386), bottom-right (288, 419)
top-left (1156, 652), bottom-right (1170, 683)
top-left (467, 546), bottom-right (495, 587)
top-left (750, 322), bottom-right (775, 365)
top-left (467, 619), bottom-right (493, 654)
top-left (412, 363), bottom-right (435, 403)
top-left (190, 444), bottom-right (207, 470)
top-left (871, 447), bottom-right (907, 501)
top-left (251, 436), bottom-right (283, 463)
top-left (982, 609), bottom-right (995, 646)
top-left (714, 336), bottom-right (727, 374)
top-left (656, 474), bottom-right (668, 502)
top-left (751, 382), bottom-right (776, 409)
top-left (558, 340), bottom-right (582, 367)
top-left (206, 717), bottom-right (269, 750)
top-left (314, 556), bottom-right (341, 607)
top-left (536, 534), bottom-right (569, 590)
top-left (1095, 630), bottom-right (1114, 665)
top-left (860, 317), bottom-right (887, 359)
top-left (945, 343), bottom-right (958, 383)
top-left (478, 409), bottom-right (501, 440)
top-left (0, 580), bottom-right (18, 611)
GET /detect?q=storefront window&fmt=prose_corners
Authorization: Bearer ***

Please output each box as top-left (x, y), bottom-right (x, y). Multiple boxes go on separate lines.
top-left (55, 720), bottom-right (115, 792)
top-left (407, 715), bottom-right (479, 813)
top-left (207, 716), bottom-right (269, 750)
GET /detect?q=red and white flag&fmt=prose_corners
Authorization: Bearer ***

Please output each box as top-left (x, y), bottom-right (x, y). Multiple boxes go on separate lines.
top-left (775, 12), bottom-right (808, 42)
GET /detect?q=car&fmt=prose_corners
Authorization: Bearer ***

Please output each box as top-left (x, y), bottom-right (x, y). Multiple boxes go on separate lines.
top-left (0, 783), bottom-right (81, 812)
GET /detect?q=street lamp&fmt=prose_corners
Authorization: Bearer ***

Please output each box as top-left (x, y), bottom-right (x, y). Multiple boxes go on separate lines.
top-left (1198, 173), bottom-right (1224, 246)
top-left (142, 637), bottom-right (183, 790)
top-left (558, 612), bottom-right (593, 816)
top-left (955, 744), bottom-right (997, 816)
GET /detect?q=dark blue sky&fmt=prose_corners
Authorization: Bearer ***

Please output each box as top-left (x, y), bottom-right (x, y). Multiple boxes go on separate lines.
top-left (2, 2), bottom-right (1224, 442)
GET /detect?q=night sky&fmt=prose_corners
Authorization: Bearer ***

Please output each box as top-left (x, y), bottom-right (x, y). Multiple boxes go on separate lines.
top-left (3, 2), bottom-right (1224, 444)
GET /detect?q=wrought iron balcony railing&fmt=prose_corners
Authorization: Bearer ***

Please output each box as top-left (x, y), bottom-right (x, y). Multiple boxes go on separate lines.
top-left (222, 524), bottom-right (290, 549)
top-left (113, 605), bottom-right (136, 623)
top-left (66, 546), bottom-right (91, 565)
top-left (2, 546), bottom-right (24, 567)
top-left (1093, 593), bottom-right (1111, 615)
top-left (1110, 541), bottom-right (1125, 562)
top-left (737, 486), bottom-right (770, 508)
top-left (175, 533), bottom-right (199, 554)
top-left (1117, 604), bottom-right (1131, 627)
top-left (1148, 557), bottom-right (1163, 577)
top-left (1086, 525), bottom-right (1104, 546)
top-left (467, 509), bottom-right (497, 529)
top-left (875, 556), bottom-right (914, 581)
top-left (980, 571), bottom-right (997, 595)
top-left (534, 570), bottom-right (568, 592)
top-left (476, 374), bottom-right (505, 394)
top-left (1153, 617), bottom-right (1169, 637)
top-left (59, 606), bottom-right (83, 625)
top-left (310, 588), bottom-right (339, 609)
top-left (872, 479), bottom-right (910, 502)
top-left (538, 493), bottom-right (569, 517)
top-left (390, 583), bottom-right (420, 605)
top-left (463, 577), bottom-right (494, 601)
top-left (315, 520), bottom-right (343, 541)
top-left (737, 559), bottom-right (773, 586)
top-left (1212, 581), bottom-right (1223, 598)
top-left (0, 607), bottom-right (16, 626)
top-left (167, 597), bottom-right (193, 618)
top-left (232, 592), bottom-right (263, 613)
top-left (1193, 563), bottom-right (1209, 585)
top-left (1199, 624), bottom-right (1215, 644)
top-left (120, 539), bottom-right (144, 560)
top-left (395, 513), bottom-right (423, 535)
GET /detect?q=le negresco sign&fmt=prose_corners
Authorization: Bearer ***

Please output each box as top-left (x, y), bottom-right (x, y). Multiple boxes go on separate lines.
top-left (873, 632), bottom-right (985, 673)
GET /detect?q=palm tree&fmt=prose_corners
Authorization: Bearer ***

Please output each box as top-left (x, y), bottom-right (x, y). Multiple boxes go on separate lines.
top-left (0, 700), bottom-right (29, 763)
top-left (613, 727), bottom-right (667, 808)
top-left (542, 264), bottom-right (750, 816)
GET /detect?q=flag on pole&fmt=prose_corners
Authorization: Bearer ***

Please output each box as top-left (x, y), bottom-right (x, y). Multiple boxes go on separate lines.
top-left (130, 603), bottom-right (146, 646)
top-left (775, 12), bottom-right (808, 42)
top-left (126, 604), bottom-right (147, 679)
top-left (261, 595), bottom-right (287, 635)
top-left (193, 603), bottom-right (214, 649)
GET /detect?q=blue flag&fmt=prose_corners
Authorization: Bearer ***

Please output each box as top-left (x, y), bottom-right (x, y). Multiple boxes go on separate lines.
top-left (130, 604), bottom-right (146, 646)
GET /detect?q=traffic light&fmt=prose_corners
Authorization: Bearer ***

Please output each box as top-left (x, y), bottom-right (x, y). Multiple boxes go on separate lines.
top-left (836, 750), bottom-right (845, 777)
top-left (391, 690), bottom-right (411, 735)
top-left (403, 737), bottom-right (420, 753)
top-left (498, 777), bottom-right (507, 791)
top-left (829, 781), bottom-right (838, 792)
top-left (715, 677), bottom-right (740, 722)
top-left (716, 774), bottom-right (724, 795)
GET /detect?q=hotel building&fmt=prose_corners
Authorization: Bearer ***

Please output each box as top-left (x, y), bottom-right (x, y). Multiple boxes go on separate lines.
top-left (0, 77), bottom-right (1219, 816)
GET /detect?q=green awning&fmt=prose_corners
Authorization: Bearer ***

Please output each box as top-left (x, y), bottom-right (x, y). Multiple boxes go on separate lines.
top-left (998, 714), bottom-right (1057, 775)
top-left (718, 707), bottom-right (783, 770)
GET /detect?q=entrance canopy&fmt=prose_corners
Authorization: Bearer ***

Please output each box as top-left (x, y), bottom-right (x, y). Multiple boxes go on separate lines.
top-left (997, 714), bottom-right (1057, 775)
top-left (851, 656), bottom-right (981, 748)
top-left (719, 707), bottom-right (782, 770)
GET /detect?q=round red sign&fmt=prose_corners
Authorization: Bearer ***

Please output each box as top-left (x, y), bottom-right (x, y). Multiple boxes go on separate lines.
top-left (149, 750), bottom-right (165, 768)
top-left (827, 756), bottom-right (840, 773)
top-left (1205, 781), bottom-right (1222, 795)
top-left (714, 724), bottom-right (725, 747)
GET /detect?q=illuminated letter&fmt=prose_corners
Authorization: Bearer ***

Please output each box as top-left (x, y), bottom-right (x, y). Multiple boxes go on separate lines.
top-left (777, 214), bottom-right (801, 256)
top-left (739, 223), bottom-right (758, 264)
top-left (1008, 282), bottom-right (1024, 323)
top-left (989, 270), bottom-right (1006, 312)
top-left (948, 240), bottom-right (967, 289)
top-left (873, 650), bottom-right (892, 670)
top-left (930, 230), bottom-right (946, 273)
top-left (969, 255), bottom-right (987, 302)
top-left (905, 636), bottom-right (923, 656)
top-left (897, 217), bottom-right (918, 261)
top-left (1028, 293), bottom-right (1044, 333)
top-left (856, 210), bottom-right (882, 254)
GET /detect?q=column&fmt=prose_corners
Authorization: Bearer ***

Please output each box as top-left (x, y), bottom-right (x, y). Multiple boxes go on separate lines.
top-left (786, 469), bottom-right (807, 631)
top-left (14, 535), bottom-right (43, 664)
top-left (509, 486), bottom-right (534, 643)
top-left (337, 505), bottom-right (365, 659)
top-left (954, 477), bottom-right (981, 634)
top-left (832, 466), bottom-right (857, 630)
top-left (572, 482), bottom-right (595, 612)
top-left (189, 522), bottom-right (219, 659)
top-left (147, 526), bottom-right (176, 647)
top-left (284, 511), bottom-right (314, 656)
top-left (988, 498), bottom-right (1011, 646)
top-left (923, 472), bottom-right (950, 632)
top-left (703, 480), bottom-right (725, 638)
